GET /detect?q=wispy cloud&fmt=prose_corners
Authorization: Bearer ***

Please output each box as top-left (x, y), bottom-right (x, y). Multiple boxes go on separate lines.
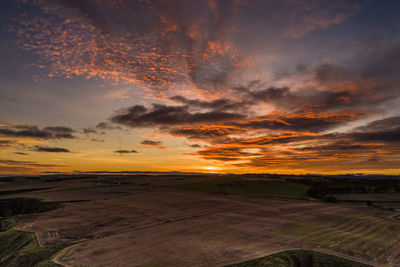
top-left (140, 139), bottom-right (165, 149)
top-left (0, 125), bottom-right (75, 139)
top-left (114, 149), bottom-right (138, 154)
top-left (33, 145), bottom-right (70, 153)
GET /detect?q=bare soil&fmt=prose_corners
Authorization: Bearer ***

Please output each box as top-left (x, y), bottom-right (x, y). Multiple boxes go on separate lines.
top-left (3, 175), bottom-right (400, 266)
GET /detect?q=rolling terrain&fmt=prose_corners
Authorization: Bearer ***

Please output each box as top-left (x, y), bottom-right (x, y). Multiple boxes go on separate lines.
top-left (0, 174), bottom-right (399, 266)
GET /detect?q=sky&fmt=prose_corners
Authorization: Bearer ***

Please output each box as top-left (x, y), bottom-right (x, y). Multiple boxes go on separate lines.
top-left (0, 0), bottom-right (399, 175)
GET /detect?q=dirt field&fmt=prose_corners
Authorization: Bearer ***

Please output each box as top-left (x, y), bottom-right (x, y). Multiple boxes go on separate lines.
top-left (332, 193), bottom-right (400, 202)
top-left (2, 175), bottom-right (400, 266)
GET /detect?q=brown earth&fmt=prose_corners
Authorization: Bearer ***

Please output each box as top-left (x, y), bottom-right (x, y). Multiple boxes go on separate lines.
top-left (4, 176), bottom-right (400, 266)
top-left (332, 193), bottom-right (400, 202)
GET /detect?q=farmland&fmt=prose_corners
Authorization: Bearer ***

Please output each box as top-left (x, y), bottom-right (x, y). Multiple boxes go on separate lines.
top-left (170, 178), bottom-right (310, 199)
top-left (226, 250), bottom-right (371, 267)
top-left (0, 174), bottom-right (399, 266)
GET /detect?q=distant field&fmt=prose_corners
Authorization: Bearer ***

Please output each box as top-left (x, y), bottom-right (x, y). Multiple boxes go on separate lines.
top-left (332, 193), bottom-right (400, 202)
top-left (171, 179), bottom-right (310, 199)
top-left (225, 250), bottom-right (371, 267)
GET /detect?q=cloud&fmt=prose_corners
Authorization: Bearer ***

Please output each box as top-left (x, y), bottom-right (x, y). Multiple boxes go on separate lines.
top-left (0, 166), bottom-right (35, 173)
top-left (0, 157), bottom-right (64, 174)
top-left (170, 95), bottom-right (244, 112)
top-left (284, 0), bottom-right (364, 38)
top-left (7, 0), bottom-right (243, 92)
top-left (140, 139), bottom-right (165, 149)
top-left (33, 146), bottom-right (70, 153)
top-left (298, 141), bottom-right (380, 152)
top-left (0, 140), bottom-right (16, 148)
top-left (96, 122), bottom-right (122, 130)
top-left (190, 115), bottom-right (400, 171)
top-left (91, 138), bottom-right (105, 143)
top-left (357, 116), bottom-right (400, 131)
top-left (0, 125), bottom-right (75, 139)
top-left (14, 152), bottom-right (29, 155)
top-left (7, 0), bottom-right (400, 173)
top-left (189, 144), bottom-right (202, 148)
top-left (82, 128), bottom-right (97, 134)
top-left (0, 159), bottom-right (63, 167)
top-left (169, 126), bottom-right (244, 140)
top-left (230, 111), bottom-right (364, 133)
top-left (114, 149), bottom-right (138, 154)
top-left (7, 0), bottom-right (364, 94)
top-left (349, 127), bottom-right (400, 143)
top-left (111, 104), bottom-right (245, 128)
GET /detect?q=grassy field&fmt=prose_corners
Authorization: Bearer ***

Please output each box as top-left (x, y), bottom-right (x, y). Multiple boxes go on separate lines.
top-left (171, 178), bottom-right (310, 199)
top-left (0, 222), bottom-right (67, 267)
top-left (225, 250), bottom-right (371, 267)
top-left (0, 198), bottom-right (69, 267)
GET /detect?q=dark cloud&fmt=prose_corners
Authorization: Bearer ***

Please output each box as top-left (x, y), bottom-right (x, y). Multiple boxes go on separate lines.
top-left (350, 127), bottom-right (400, 143)
top-left (96, 122), bottom-right (122, 130)
top-left (139, 139), bottom-right (166, 149)
top-left (33, 146), bottom-right (70, 153)
top-left (238, 86), bottom-right (293, 103)
top-left (236, 80), bottom-right (392, 113)
top-left (0, 125), bottom-right (75, 139)
top-left (170, 95), bottom-right (244, 112)
top-left (192, 115), bottom-right (400, 169)
top-left (190, 144), bottom-right (202, 148)
top-left (82, 128), bottom-right (97, 134)
top-left (197, 147), bottom-right (258, 162)
top-left (0, 166), bottom-right (34, 173)
top-left (0, 140), bottom-right (16, 147)
top-left (114, 149), bottom-right (138, 154)
top-left (357, 116), bottom-right (400, 131)
top-left (140, 139), bottom-right (164, 147)
top-left (298, 141), bottom-right (379, 152)
top-left (91, 138), bottom-right (105, 143)
top-left (169, 126), bottom-right (243, 140)
top-left (314, 63), bottom-right (350, 84)
top-left (14, 152), bottom-right (29, 155)
top-left (231, 112), bottom-right (363, 133)
top-left (357, 42), bottom-right (400, 80)
top-left (111, 104), bottom-right (245, 128)
top-left (219, 133), bottom-right (323, 146)
top-left (0, 159), bottom-right (63, 167)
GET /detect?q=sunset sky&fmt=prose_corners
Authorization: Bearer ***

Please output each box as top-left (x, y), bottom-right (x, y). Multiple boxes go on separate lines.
top-left (0, 0), bottom-right (399, 175)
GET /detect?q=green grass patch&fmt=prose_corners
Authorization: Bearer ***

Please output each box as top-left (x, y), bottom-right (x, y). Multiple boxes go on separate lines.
top-left (171, 179), bottom-right (310, 199)
top-left (0, 198), bottom-right (69, 266)
top-left (0, 228), bottom-right (68, 267)
top-left (225, 249), bottom-right (371, 267)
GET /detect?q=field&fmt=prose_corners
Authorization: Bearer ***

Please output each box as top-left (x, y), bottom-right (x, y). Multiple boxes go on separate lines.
top-left (171, 178), bottom-right (310, 199)
top-left (227, 250), bottom-right (371, 267)
top-left (0, 227), bottom-right (67, 266)
top-left (0, 174), bottom-right (400, 266)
